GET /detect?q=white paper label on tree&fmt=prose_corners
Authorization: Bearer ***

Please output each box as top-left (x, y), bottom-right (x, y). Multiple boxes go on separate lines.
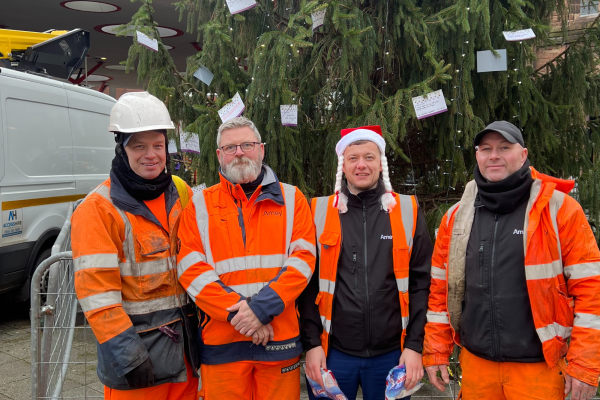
top-left (226, 0), bottom-right (257, 15)
top-left (136, 31), bottom-right (158, 52)
top-left (477, 49), bottom-right (508, 73)
top-left (280, 105), bottom-right (298, 126)
top-left (168, 139), bottom-right (178, 154)
top-left (192, 183), bottom-right (207, 194)
top-left (312, 9), bottom-right (326, 31)
top-left (193, 65), bottom-right (214, 86)
top-left (411, 89), bottom-right (448, 120)
top-left (218, 92), bottom-right (246, 123)
top-left (502, 29), bottom-right (536, 42)
top-left (180, 131), bottom-right (200, 154)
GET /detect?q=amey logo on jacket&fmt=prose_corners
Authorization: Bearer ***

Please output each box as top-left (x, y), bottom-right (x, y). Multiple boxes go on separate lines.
top-left (263, 211), bottom-right (282, 217)
top-left (513, 229), bottom-right (524, 235)
top-left (381, 235), bottom-right (392, 240)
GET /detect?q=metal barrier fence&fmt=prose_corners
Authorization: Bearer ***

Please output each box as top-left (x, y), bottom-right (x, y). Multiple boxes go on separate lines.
top-left (30, 201), bottom-right (101, 400)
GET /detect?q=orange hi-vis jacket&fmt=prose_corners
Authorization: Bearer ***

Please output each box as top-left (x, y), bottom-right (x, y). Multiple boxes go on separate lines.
top-left (311, 193), bottom-right (418, 356)
top-left (72, 176), bottom-right (199, 390)
top-left (177, 166), bottom-right (316, 364)
top-left (423, 168), bottom-right (600, 386)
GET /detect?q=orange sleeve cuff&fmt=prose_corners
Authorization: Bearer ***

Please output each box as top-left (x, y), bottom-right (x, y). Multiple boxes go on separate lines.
top-left (423, 353), bottom-right (451, 368)
top-left (566, 363), bottom-right (600, 387)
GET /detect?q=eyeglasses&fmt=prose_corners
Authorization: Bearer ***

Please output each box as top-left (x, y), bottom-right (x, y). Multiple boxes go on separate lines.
top-left (220, 142), bottom-right (261, 155)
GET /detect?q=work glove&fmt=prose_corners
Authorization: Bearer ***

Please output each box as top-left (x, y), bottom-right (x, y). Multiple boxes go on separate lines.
top-left (124, 357), bottom-right (155, 389)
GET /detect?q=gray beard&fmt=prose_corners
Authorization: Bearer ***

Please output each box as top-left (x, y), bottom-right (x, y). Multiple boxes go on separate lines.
top-left (222, 156), bottom-right (262, 184)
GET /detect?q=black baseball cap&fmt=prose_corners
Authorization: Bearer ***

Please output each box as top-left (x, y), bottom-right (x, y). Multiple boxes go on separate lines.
top-left (473, 120), bottom-right (524, 148)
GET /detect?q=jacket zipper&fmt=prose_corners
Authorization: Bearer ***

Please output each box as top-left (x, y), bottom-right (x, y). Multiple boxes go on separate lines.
top-left (490, 214), bottom-right (499, 359)
top-left (352, 250), bottom-right (357, 290)
top-left (362, 201), bottom-right (370, 356)
top-left (478, 244), bottom-right (484, 287)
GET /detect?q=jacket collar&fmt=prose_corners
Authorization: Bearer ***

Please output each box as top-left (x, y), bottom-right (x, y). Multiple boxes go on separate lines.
top-left (109, 171), bottom-right (179, 230)
top-left (342, 179), bottom-right (385, 208)
top-left (218, 164), bottom-right (284, 206)
top-left (529, 166), bottom-right (574, 194)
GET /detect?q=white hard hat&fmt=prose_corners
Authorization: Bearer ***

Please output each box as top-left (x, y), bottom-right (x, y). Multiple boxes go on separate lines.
top-left (108, 92), bottom-right (175, 133)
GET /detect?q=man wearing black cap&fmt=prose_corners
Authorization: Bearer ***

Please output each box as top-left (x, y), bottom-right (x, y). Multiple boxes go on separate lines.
top-left (422, 121), bottom-right (600, 399)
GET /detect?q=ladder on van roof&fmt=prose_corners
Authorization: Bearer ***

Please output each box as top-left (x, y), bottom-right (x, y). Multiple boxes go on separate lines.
top-left (0, 28), bottom-right (90, 79)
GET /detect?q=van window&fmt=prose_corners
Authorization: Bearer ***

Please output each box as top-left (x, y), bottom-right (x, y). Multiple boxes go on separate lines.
top-left (6, 99), bottom-right (73, 177)
top-left (68, 109), bottom-right (113, 175)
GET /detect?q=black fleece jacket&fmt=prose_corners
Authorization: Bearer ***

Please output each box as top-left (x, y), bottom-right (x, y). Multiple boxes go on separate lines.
top-left (299, 182), bottom-right (433, 356)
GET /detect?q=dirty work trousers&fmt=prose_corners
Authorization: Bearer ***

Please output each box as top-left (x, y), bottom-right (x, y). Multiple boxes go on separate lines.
top-left (103, 357), bottom-right (199, 400)
top-left (198, 356), bottom-right (301, 400)
top-left (459, 347), bottom-right (564, 400)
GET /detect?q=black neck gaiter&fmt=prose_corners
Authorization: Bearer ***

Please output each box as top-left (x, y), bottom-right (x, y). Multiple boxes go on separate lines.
top-left (240, 168), bottom-right (265, 199)
top-left (110, 139), bottom-right (172, 201)
top-left (474, 159), bottom-right (533, 214)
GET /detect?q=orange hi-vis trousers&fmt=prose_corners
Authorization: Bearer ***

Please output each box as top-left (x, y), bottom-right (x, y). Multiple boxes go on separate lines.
top-left (199, 357), bottom-right (301, 400)
top-left (459, 348), bottom-right (565, 400)
top-left (103, 357), bottom-right (199, 400)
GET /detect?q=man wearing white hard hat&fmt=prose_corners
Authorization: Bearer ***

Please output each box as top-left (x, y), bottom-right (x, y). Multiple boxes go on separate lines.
top-left (299, 125), bottom-right (433, 400)
top-left (72, 92), bottom-right (200, 400)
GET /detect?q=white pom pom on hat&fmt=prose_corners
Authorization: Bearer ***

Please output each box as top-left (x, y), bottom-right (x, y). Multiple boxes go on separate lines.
top-left (333, 125), bottom-right (396, 213)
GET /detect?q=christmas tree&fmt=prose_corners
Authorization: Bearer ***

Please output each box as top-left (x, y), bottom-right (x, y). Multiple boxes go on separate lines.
top-left (118, 0), bottom-right (600, 241)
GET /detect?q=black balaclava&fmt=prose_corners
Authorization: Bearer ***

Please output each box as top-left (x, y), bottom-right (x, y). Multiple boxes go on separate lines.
top-left (110, 130), bottom-right (172, 201)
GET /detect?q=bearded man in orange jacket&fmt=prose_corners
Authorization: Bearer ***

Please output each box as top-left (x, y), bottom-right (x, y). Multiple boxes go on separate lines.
top-left (423, 121), bottom-right (600, 400)
top-left (177, 116), bottom-right (316, 400)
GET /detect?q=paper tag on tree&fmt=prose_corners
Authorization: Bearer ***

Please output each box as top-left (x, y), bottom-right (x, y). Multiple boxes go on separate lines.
top-left (180, 131), bottom-right (200, 154)
top-left (280, 105), bottom-right (298, 126)
top-left (168, 139), bottom-right (178, 154)
top-left (226, 0), bottom-right (257, 15)
top-left (192, 183), bottom-right (207, 194)
top-left (412, 89), bottom-right (448, 120)
top-left (193, 65), bottom-right (214, 86)
top-left (136, 31), bottom-right (158, 52)
top-left (312, 9), bottom-right (326, 32)
top-left (477, 49), bottom-right (508, 72)
top-left (218, 92), bottom-right (246, 123)
top-left (503, 28), bottom-right (536, 42)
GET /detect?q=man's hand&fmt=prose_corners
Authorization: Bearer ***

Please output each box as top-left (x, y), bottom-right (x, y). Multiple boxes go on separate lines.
top-left (226, 301), bottom-right (262, 336)
top-left (305, 346), bottom-right (327, 389)
top-left (251, 323), bottom-right (274, 346)
top-left (565, 373), bottom-right (598, 400)
top-left (399, 348), bottom-right (424, 390)
top-left (425, 365), bottom-right (449, 392)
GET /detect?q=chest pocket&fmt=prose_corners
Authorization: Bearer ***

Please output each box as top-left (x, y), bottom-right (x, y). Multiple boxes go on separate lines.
top-left (134, 231), bottom-right (173, 294)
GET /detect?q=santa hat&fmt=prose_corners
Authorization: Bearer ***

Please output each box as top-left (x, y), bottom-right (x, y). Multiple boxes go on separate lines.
top-left (333, 125), bottom-right (396, 213)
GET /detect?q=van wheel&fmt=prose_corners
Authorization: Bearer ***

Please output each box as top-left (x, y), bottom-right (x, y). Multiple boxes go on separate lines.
top-left (35, 248), bottom-right (53, 303)
top-left (8, 248), bottom-right (52, 303)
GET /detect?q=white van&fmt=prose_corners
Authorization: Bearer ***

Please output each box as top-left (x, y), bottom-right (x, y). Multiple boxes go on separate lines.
top-left (0, 67), bottom-right (115, 300)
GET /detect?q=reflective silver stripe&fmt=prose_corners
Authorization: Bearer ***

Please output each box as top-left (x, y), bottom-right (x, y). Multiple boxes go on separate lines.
top-left (426, 310), bottom-right (450, 324)
top-left (431, 266), bottom-right (446, 281)
top-left (313, 197), bottom-right (329, 258)
top-left (74, 253), bottom-right (119, 272)
top-left (549, 190), bottom-right (565, 262)
top-left (285, 257), bottom-right (312, 280)
top-left (177, 251), bottom-right (207, 277)
top-left (574, 313), bottom-right (600, 330)
top-left (215, 254), bottom-right (285, 276)
top-left (79, 291), bottom-right (122, 312)
top-left (319, 279), bottom-right (335, 295)
top-left (289, 238), bottom-right (317, 257)
top-left (282, 183), bottom-right (296, 256)
top-left (122, 293), bottom-right (190, 315)
top-left (186, 269), bottom-right (220, 298)
top-left (398, 194), bottom-right (415, 248)
top-left (193, 191), bottom-right (215, 266)
top-left (564, 262), bottom-right (600, 280)
top-left (396, 277), bottom-right (408, 293)
top-left (524, 180), bottom-right (543, 253)
top-left (321, 315), bottom-right (331, 333)
top-left (525, 260), bottom-right (562, 281)
top-left (536, 322), bottom-right (572, 343)
top-left (402, 316), bottom-right (409, 330)
top-left (229, 282), bottom-right (268, 297)
top-left (119, 257), bottom-right (174, 277)
top-left (446, 203), bottom-right (460, 228)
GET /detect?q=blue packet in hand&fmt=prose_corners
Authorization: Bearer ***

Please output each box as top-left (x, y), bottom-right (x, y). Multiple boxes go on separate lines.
top-left (385, 364), bottom-right (424, 400)
top-left (306, 368), bottom-right (348, 400)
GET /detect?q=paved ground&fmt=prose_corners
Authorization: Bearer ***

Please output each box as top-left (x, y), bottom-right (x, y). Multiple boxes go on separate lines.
top-left (0, 301), bottom-right (461, 400)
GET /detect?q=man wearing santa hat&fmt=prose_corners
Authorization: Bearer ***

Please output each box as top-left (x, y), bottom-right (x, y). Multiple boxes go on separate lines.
top-left (299, 126), bottom-right (433, 400)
